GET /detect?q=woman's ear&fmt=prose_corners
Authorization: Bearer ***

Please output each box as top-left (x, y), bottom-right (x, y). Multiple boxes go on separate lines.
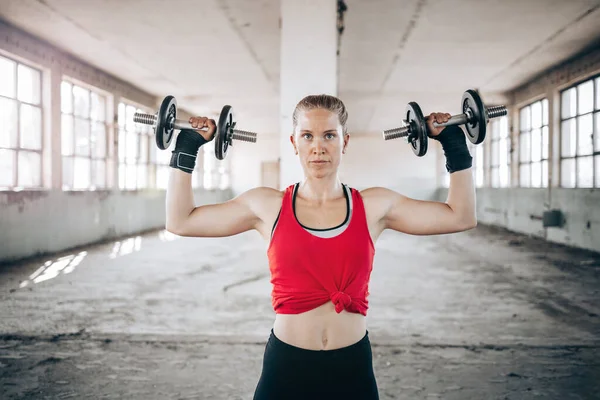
top-left (342, 133), bottom-right (350, 154)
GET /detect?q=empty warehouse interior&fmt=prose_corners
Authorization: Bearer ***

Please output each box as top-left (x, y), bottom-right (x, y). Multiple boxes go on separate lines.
top-left (0, 0), bottom-right (599, 399)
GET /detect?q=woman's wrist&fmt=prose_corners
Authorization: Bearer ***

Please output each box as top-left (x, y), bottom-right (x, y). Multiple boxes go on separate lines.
top-left (168, 129), bottom-right (209, 173)
top-left (432, 126), bottom-right (473, 173)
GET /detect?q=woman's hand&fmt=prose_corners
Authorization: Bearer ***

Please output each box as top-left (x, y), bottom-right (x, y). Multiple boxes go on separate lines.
top-left (425, 112), bottom-right (452, 137)
top-left (189, 116), bottom-right (217, 141)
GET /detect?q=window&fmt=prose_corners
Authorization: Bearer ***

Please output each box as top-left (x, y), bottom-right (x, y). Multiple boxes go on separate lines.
top-left (519, 99), bottom-right (549, 187)
top-left (61, 81), bottom-right (109, 190)
top-left (203, 144), bottom-right (230, 190)
top-left (560, 76), bottom-right (600, 188)
top-left (118, 102), bottom-right (153, 190)
top-left (0, 55), bottom-right (43, 189)
top-left (489, 116), bottom-right (510, 187)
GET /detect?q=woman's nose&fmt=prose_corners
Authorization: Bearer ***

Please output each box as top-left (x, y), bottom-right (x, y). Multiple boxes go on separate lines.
top-left (312, 140), bottom-right (325, 153)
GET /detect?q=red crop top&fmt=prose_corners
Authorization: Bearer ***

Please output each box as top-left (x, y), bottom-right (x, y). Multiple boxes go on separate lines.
top-left (267, 184), bottom-right (375, 315)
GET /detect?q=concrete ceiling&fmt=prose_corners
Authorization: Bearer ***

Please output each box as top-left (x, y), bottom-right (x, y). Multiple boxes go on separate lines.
top-left (0, 0), bottom-right (599, 136)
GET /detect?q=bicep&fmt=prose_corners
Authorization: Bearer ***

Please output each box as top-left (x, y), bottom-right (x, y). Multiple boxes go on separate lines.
top-left (383, 191), bottom-right (467, 236)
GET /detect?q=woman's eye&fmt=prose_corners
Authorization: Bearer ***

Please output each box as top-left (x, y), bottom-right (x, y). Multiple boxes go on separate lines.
top-left (303, 134), bottom-right (312, 140)
top-left (326, 134), bottom-right (335, 139)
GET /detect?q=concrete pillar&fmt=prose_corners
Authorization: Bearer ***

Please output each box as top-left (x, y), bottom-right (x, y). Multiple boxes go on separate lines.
top-left (44, 63), bottom-right (62, 189)
top-left (549, 88), bottom-right (560, 188)
top-left (109, 93), bottom-right (119, 190)
top-left (279, 0), bottom-right (338, 187)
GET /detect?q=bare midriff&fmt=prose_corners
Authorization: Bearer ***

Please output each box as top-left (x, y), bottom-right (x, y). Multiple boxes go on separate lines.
top-left (273, 301), bottom-right (366, 350)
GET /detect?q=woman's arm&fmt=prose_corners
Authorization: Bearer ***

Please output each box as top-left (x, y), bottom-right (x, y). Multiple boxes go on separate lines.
top-left (363, 169), bottom-right (476, 236)
top-left (363, 113), bottom-right (477, 236)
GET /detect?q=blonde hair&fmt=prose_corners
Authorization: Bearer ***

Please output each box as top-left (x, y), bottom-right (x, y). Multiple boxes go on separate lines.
top-left (292, 94), bottom-right (348, 134)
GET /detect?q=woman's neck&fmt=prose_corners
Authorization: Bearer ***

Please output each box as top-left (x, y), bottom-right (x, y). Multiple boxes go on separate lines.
top-left (297, 176), bottom-right (344, 204)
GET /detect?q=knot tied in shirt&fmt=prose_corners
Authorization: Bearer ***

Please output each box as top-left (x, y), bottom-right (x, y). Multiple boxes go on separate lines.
top-left (331, 291), bottom-right (352, 313)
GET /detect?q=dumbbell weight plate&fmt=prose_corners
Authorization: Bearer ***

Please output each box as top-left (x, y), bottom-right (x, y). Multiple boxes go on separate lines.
top-left (216, 105), bottom-right (233, 160)
top-left (462, 90), bottom-right (487, 145)
top-left (406, 102), bottom-right (428, 157)
top-left (156, 95), bottom-right (177, 150)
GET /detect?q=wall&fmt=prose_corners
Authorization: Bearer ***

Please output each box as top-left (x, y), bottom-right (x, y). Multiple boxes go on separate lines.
top-left (0, 188), bottom-right (231, 263)
top-left (436, 187), bottom-right (600, 253)
top-left (229, 134), bottom-right (280, 194)
top-left (0, 20), bottom-right (231, 263)
top-left (340, 135), bottom-right (439, 200)
top-left (437, 45), bottom-right (600, 253)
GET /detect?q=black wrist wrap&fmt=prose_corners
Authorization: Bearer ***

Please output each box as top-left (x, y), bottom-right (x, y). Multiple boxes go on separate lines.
top-left (431, 125), bottom-right (473, 173)
top-left (169, 129), bottom-right (208, 173)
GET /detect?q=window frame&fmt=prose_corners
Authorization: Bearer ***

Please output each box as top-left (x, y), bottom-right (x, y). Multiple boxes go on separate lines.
top-left (559, 74), bottom-right (600, 188)
top-left (117, 99), bottom-right (155, 191)
top-left (489, 115), bottom-right (511, 188)
top-left (518, 98), bottom-right (549, 188)
top-left (61, 78), bottom-right (110, 191)
top-left (0, 54), bottom-right (44, 190)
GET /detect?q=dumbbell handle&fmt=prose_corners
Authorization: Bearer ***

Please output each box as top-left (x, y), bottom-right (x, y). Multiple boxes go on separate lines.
top-left (431, 113), bottom-right (469, 128)
top-left (431, 105), bottom-right (507, 128)
top-left (134, 112), bottom-right (257, 143)
top-left (383, 105), bottom-right (507, 141)
top-left (382, 114), bottom-right (470, 140)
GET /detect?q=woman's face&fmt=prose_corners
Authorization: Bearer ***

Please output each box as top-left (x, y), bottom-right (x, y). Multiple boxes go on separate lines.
top-left (290, 108), bottom-right (349, 178)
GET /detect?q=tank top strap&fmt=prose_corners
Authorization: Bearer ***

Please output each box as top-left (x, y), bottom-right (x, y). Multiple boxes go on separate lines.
top-left (283, 183), bottom-right (296, 210)
top-left (349, 187), bottom-right (375, 250)
top-left (349, 187), bottom-right (365, 216)
top-left (278, 183), bottom-right (297, 223)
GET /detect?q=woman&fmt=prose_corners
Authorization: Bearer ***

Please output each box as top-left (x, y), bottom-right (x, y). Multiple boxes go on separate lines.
top-left (165, 94), bottom-right (476, 399)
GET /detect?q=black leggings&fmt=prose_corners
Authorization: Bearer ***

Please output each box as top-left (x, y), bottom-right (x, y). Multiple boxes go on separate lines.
top-left (253, 329), bottom-right (379, 400)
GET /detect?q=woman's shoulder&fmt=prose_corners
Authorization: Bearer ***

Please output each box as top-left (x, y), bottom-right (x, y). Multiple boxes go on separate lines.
top-left (236, 186), bottom-right (286, 224)
top-left (358, 186), bottom-right (396, 199)
top-left (241, 186), bottom-right (285, 203)
top-left (357, 186), bottom-right (403, 217)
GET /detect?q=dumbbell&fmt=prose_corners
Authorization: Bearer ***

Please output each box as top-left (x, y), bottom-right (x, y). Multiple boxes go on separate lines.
top-left (133, 95), bottom-right (258, 160)
top-left (382, 89), bottom-right (507, 157)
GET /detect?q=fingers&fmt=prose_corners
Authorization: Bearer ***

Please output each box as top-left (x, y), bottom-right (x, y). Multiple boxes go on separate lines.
top-left (429, 112), bottom-right (451, 124)
top-left (188, 116), bottom-right (217, 141)
top-left (189, 116), bottom-right (208, 129)
top-left (187, 116), bottom-right (217, 141)
top-left (206, 118), bottom-right (216, 136)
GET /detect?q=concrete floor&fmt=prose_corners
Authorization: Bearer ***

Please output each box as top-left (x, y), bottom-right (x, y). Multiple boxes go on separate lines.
top-left (0, 225), bottom-right (599, 399)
